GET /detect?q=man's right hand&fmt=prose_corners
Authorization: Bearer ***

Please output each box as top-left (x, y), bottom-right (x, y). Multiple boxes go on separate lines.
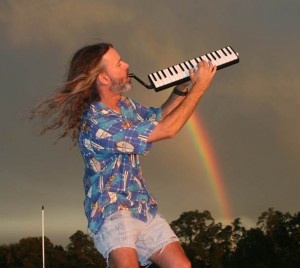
top-left (189, 60), bottom-right (217, 92)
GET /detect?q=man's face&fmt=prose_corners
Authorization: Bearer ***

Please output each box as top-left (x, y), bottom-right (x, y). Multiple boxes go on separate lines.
top-left (101, 47), bottom-right (132, 93)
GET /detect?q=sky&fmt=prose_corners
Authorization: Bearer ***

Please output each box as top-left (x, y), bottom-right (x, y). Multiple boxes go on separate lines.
top-left (1, 0), bottom-right (300, 247)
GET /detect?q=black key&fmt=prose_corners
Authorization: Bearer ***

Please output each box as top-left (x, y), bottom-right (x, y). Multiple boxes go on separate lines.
top-left (152, 73), bottom-right (158, 81)
top-left (161, 70), bottom-right (167, 78)
top-left (209, 53), bottom-right (216, 60)
top-left (221, 48), bottom-right (227, 56)
top-left (206, 54), bottom-right (212, 61)
top-left (188, 60), bottom-right (195, 68)
top-left (156, 71), bottom-right (162, 79)
top-left (179, 64), bottom-right (185, 71)
top-left (225, 47), bottom-right (232, 55)
top-left (184, 61), bottom-right (190, 69)
top-left (171, 66), bottom-right (178, 74)
top-left (168, 67), bottom-right (173, 76)
top-left (212, 52), bottom-right (219, 60)
top-left (215, 51), bottom-right (221, 58)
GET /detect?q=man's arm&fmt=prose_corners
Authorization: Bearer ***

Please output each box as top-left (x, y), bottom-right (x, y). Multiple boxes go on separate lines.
top-left (148, 61), bottom-right (216, 142)
top-left (160, 82), bottom-right (191, 119)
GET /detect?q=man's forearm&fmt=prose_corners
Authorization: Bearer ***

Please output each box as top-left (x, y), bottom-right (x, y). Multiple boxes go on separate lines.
top-left (149, 83), bottom-right (206, 142)
top-left (161, 94), bottom-right (185, 119)
top-left (161, 85), bottom-right (189, 119)
top-left (148, 60), bottom-right (216, 142)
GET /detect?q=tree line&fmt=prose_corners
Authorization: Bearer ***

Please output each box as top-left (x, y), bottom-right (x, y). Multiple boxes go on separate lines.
top-left (0, 208), bottom-right (299, 268)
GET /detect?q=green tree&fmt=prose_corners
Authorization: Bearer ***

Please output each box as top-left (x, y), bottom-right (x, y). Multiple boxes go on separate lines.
top-left (257, 208), bottom-right (300, 267)
top-left (171, 210), bottom-right (235, 268)
top-left (0, 237), bottom-right (68, 268)
top-left (66, 230), bottom-right (106, 267)
top-left (229, 228), bottom-right (277, 268)
top-left (1, 209), bottom-right (299, 267)
top-left (0, 244), bottom-right (17, 268)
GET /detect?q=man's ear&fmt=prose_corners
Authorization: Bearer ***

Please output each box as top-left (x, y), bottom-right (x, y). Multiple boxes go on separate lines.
top-left (97, 73), bottom-right (110, 85)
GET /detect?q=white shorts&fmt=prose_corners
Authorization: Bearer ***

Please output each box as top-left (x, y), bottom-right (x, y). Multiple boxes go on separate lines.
top-left (89, 210), bottom-right (179, 266)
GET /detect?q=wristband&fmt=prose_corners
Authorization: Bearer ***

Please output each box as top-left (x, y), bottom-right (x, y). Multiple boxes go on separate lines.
top-left (173, 88), bottom-right (188, 96)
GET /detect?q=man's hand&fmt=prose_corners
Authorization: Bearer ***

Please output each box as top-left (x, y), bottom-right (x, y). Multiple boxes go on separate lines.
top-left (189, 60), bottom-right (217, 91)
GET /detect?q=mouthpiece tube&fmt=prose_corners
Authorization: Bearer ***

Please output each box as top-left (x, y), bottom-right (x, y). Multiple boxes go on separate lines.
top-left (129, 73), bottom-right (153, 89)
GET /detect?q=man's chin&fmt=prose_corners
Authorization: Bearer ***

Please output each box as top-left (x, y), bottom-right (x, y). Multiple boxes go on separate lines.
top-left (121, 84), bottom-right (132, 94)
top-left (110, 83), bottom-right (132, 94)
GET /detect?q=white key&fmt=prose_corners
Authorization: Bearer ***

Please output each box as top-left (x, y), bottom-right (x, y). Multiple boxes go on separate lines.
top-left (195, 57), bottom-right (202, 67)
top-left (215, 50), bottom-right (226, 65)
top-left (179, 63), bottom-right (190, 77)
top-left (185, 61), bottom-right (194, 70)
top-left (190, 58), bottom-right (198, 68)
top-left (201, 55), bottom-right (210, 62)
top-left (165, 68), bottom-right (177, 83)
top-left (223, 48), bottom-right (237, 64)
top-left (226, 47), bottom-right (238, 60)
top-left (160, 69), bottom-right (173, 85)
top-left (211, 52), bottom-right (222, 66)
top-left (173, 64), bottom-right (186, 80)
top-left (150, 73), bottom-right (163, 88)
top-left (170, 66), bottom-right (182, 81)
top-left (206, 53), bottom-right (218, 66)
top-left (158, 70), bottom-right (169, 86)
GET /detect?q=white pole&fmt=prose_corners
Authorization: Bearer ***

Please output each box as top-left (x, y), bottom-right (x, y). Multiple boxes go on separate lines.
top-left (42, 206), bottom-right (45, 268)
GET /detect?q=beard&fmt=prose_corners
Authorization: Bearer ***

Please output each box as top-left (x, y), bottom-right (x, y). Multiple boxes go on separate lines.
top-left (109, 75), bottom-right (132, 94)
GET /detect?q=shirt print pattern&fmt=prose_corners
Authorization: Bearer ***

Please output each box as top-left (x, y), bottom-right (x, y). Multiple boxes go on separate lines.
top-left (79, 96), bottom-right (162, 235)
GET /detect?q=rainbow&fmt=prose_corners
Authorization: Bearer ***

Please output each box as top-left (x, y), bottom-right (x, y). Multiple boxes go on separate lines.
top-left (132, 34), bottom-right (232, 220)
top-left (187, 112), bottom-right (233, 221)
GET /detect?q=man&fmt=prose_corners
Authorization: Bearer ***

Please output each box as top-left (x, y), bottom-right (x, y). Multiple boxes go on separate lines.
top-left (32, 43), bottom-right (216, 268)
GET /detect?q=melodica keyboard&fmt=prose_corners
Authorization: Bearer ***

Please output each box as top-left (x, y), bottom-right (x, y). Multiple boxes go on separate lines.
top-left (148, 46), bottom-right (239, 91)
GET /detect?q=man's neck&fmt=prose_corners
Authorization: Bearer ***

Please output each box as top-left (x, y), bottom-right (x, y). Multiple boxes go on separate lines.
top-left (99, 87), bottom-right (122, 113)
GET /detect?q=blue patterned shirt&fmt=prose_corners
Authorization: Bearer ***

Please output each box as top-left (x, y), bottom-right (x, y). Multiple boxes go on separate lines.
top-left (79, 96), bottom-right (162, 235)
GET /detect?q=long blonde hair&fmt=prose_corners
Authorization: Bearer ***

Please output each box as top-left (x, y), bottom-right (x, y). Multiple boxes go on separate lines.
top-left (31, 43), bottom-right (112, 144)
